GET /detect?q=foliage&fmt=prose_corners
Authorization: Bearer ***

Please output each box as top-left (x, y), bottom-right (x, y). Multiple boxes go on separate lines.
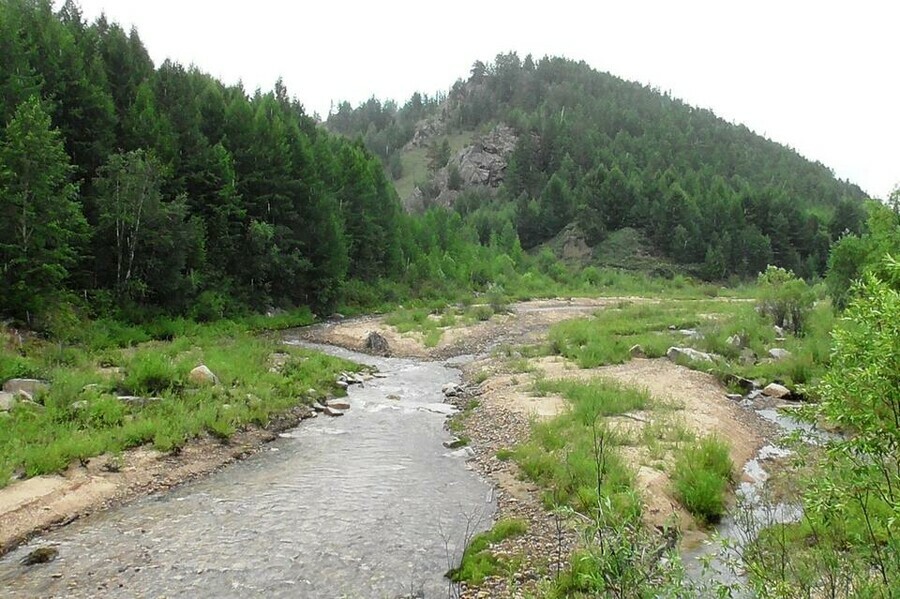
top-left (756, 266), bottom-right (815, 334)
top-left (671, 436), bottom-right (733, 524)
top-left (446, 518), bottom-right (527, 584)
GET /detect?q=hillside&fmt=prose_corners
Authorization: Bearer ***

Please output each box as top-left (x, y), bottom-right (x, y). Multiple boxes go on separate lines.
top-left (327, 53), bottom-right (868, 280)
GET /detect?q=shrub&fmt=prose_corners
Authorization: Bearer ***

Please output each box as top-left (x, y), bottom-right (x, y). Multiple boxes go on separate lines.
top-left (124, 352), bottom-right (180, 395)
top-left (672, 436), bottom-right (733, 524)
top-left (756, 266), bottom-right (815, 334)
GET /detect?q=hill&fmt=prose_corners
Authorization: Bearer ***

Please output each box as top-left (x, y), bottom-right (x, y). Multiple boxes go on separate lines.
top-left (327, 53), bottom-right (868, 280)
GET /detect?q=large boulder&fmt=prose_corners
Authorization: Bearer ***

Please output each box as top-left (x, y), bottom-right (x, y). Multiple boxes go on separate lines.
top-left (364, 332), bottom-right (390, 356)
top-left (2, 378), bottom-right (49, 396)
top-left (762, 383), bottom-right (792, 399)
top-left (454, 124), bottom-right (517, 188)
top-left (188, 365), bottom-right (219, 386)
top-left (666, 347), bottom-right (717, 363)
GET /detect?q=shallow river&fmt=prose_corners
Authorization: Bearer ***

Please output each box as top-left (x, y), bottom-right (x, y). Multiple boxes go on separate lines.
top-left (0, 342), bottom-right (495, 598)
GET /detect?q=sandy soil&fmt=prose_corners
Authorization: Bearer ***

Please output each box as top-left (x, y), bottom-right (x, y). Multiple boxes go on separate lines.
top-left (0, 409), bottom-right (313, 557)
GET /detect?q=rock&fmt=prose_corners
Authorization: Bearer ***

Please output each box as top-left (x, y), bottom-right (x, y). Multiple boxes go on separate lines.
top-left (323, 406), bottom-right (344, 417)
top-left (117, 395), bottom-right (161, 407)
top-left (773, 325), bottom-right (786, 337)
top-left (327, 400), bottom-right (350, 410)
top-left (311, 402), bottom-right (327, 412)
top-left (386, 394), bottom-right (401, 400)
top-left (21, 547), bottom-right (58, 565)
top-left (666, 347), bottom-right (716, 363)
top-left (0, 391), bottom-right (15, 411)
top-left (328, 313), bottom-right (345, 321)
top-left (726, 334), bottom-right (745, 348)
top-left (739, 348), bottom-right (758, 366)
top-left (306, 388), bottom-right (318, 396)
top-left (679, 329), bottom-right (702, 340)
top-left (762, 383), bottom-right (792, 399)
top-left (364, 332), bottom-right (390, 356)
top-left (70, 400), bottom-right (89, 411)
top-left (629, 344), bottom-right (646, 358)
top-left (15, 399), bottom-right (44, 411)
top-left (336, 380), bottom-right (349, 389)
top-left (188, 365), bottom-right (219, 386)
top-left (725, 393), bottom-right (743, 402)
top-left (447, 446), bottom-right (476, 460)
top-left (443, 437), bottom-right (468, 449)
top-left (2, 378), bottom-right (48, 396)
top-left (768, 348), bottom-right (791, 360)
top-left (442, 382), bottom-right (463, 397)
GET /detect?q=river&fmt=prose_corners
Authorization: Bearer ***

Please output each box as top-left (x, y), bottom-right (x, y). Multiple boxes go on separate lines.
top-left (0, 341), bottom-right (495, 598)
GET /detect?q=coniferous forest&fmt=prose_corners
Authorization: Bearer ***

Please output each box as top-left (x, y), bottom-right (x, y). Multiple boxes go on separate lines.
top-left (0, 0), bottom-right (876, 329)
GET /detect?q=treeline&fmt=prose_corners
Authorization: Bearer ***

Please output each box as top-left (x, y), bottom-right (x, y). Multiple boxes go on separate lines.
top-left (0, 0), bottom-right (412, 323)
top-left (330, 53), bottom-right (870, 280)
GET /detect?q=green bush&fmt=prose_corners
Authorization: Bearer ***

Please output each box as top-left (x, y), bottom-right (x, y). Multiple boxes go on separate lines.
top-left (672, 436), bottom-right (733, 524)
top-left (756, 266), bottom-right (815, 334)
top-left (124, 352), bottom-right (181, 395)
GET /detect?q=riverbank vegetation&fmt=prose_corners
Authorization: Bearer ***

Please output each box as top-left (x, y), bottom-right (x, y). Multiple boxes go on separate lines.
top-left (0, 317), bottom-right (359, 486)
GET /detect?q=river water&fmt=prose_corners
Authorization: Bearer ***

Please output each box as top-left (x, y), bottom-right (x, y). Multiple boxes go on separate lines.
top-left (0, 342), bottom-right (495, 598)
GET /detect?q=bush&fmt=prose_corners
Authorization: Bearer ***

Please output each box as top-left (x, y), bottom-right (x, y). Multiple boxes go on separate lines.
top-left (672, 436), bottom-right (733, 524)
top-left (124, 352), bottom-right (181, 395)
top-left (446, 518), bottom-right (527, 584)
top-left (756, 266), bottom-right (815, 334)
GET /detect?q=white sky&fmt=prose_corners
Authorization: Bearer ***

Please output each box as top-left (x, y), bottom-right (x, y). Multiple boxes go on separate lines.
top-left (67, 0), bottom-right (898, 199)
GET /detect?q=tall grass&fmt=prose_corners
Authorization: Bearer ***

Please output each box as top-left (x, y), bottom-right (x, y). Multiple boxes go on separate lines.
top-left (671, 436), bottom-right (734, 524)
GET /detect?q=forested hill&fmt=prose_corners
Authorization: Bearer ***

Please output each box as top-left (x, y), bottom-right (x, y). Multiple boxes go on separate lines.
top-left (0, 0), bottom-right (405, 321)
top-left (327, 53), bottom-right (869, 280)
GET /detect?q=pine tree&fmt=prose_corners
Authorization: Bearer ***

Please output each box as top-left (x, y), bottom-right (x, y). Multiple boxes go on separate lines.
top-left (0, 96), bottom-right (86, 320)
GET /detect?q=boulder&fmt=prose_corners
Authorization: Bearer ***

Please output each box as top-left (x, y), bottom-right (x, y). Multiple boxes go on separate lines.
top-left (0, 391), bottom-right (15, 411)
top-left (443, 437), bottom-right (468, 449)
top-left (311, 402), bottom-right (327, 412)
top-left (773, 325), bottom-right (786, 337)
top-left (679, 329), bottom-right (702, 340)
top-left (768, 348), bottom-right (791, 361)
top-left (327, 400), bottom-right (350, 410)
top-left (386, 394), bottom-right (401, 400)
top-left (629, 344), bottom-right (646, 358)
top-left (2, 378), bottom-right (48, 396)
top-left (323, 406), bottom-right (344, 417)
top-left (188, 365), bottom-right (219, 386)
top-left (336, 380), bottom-right (349, 389)
top-left (328, 313), bottom-right (346, 321)
top-left (725, 393), bottom-right (743, 402)
top-left (762, 383), bottom-right (792, 399)
top-left (666, 347), bottom-right (716, 363)
top-left (364, 332), bottom-right (390, 356)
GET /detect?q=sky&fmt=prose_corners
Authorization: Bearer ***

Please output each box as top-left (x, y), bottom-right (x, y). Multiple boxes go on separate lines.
top-left (67, 0), bottom-right (898, 199)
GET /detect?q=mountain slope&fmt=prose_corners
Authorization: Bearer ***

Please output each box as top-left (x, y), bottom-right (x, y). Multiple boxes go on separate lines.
top-left (328, 53), bottom-right (868, 280)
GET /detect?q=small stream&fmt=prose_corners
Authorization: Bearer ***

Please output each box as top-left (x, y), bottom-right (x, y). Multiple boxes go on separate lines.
top-left (683, 402), bottom-right (837, 593)
top-left (0, 341), bottom-right (495, 598)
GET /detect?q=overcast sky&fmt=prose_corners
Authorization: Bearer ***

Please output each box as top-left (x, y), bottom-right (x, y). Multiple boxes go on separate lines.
top-left (67, 0), bottom-right (898, 199)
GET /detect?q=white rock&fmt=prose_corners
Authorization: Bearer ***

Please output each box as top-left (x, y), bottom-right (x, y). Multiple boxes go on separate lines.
top-left (188, 365), bottom-right (219, 386)
top-left (762, 383), bottom-right (791, 399)
top-left (666, 347), bottom-right (716, 363)
top-left (2, 378), bottom-right (48, 396)
top-left (768, 348), bottom-right (791, 360)
top-left (0, 391), bottom-right (16, 411)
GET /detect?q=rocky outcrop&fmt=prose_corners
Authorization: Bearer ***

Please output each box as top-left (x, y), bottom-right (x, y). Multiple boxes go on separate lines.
top-left (406, 124), bottom-right (518, 209)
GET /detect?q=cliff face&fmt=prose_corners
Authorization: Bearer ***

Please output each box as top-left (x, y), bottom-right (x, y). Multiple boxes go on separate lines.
top-left (404, 123), bottom-right (518, 211)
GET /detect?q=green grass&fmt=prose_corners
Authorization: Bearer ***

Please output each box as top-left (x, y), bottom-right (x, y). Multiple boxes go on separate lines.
top-left (0, 323), bottom-right (358, 486)
top-left (447, 518), bottom-right (527, 584)
top-left (671, 436), bottom-right (734, 524)
top-left (393, 131), bottom-right (474, 199)
top-left (515, 378), bottom-right (644, 516)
